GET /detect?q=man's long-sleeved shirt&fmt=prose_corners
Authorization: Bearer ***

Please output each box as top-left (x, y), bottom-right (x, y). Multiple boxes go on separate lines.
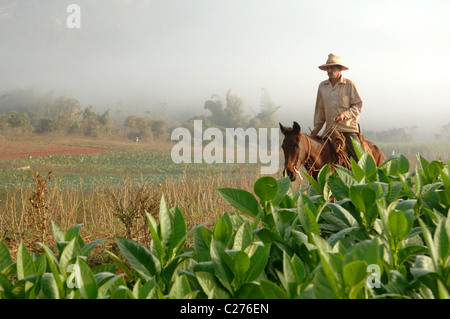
top-left (313, 76), bottom-right (363, 134)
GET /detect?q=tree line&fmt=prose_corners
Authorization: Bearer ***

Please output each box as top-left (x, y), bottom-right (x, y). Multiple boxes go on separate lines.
top-left (1, 87), bottom-right (449, 142)
top-left (0, 88), bottom-right (280, 142)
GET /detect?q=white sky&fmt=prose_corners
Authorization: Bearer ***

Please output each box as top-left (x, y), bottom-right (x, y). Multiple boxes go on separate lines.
top-left (1, 0), bottom-right (449, 135)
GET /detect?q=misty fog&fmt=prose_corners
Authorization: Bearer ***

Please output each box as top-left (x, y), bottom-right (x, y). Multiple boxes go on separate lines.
top-left (1, 0), bottom-right (450, 141)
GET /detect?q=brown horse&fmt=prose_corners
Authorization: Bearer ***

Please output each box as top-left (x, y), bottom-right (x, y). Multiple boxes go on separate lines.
top-left (279, 121), bottom-right (386, 181)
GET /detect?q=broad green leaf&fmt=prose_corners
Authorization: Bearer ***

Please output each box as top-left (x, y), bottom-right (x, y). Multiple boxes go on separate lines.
top-left (428, 160), bottom-right (444, 181)
top-left (105, 250), bottom-right (135, 280)
top-left (386, 155), bottom-right (400, 176)
top-left (346, 238), bottom-right (380, 266)
top-left (359, 152), bottom-right (377, 181)
top-left (352, 137), bottom-right (365, 161)
top-left (51, 221), bottom-right (66, 250)
top-left (234, 283), bottom-right (265, 299)
top-left (343, 260), bottom-right (368, 287)
top-left (327, 203), bottom-right (358, 227)
top-left (194, 226), bottom-right (212, 255)
top-left (388, 210), bottom-right (410, 240)
top-left (438, 279), bottom-right (450, 299)
top-left (210, 237), bottom-right (233, 292)
top-left (213, 213), bottom-right (232, 245)
top-left (146, 213), bottom-right (164, 261)
top-left (169, 274), bottom-right (192, 299)
top-left (16, 241), bottom-right (36, 280)
top-left (75, 258), bottom-right (98, 299)
top-left (351, 157), bottom-right (366, 182)
top-left (41, 273), bottom-right (60, 299)
top-left (280, 252), bottom-right (302, 298)
top-left (217, 188), bottom-right (260, 218)
top-left (397, 245), bottom-right (428, 266)
top-left (195, 271), bottom-right (231, 299)
top-left (327, 226), bottom-right (360, 247)
top-left (159, 195), bottom-right (173, 248)
top-left (224, 250), bottom-right (250, 288)
top-left (168, 206), bottom-right (187, 256)
top-left (254, 176), bottom-right (279, 202)
top-left (418, 219), bottom-right (439, 273)
top-left (65, 223), bottom-right (84, 248)
top-left (434, 220), bottom-right (450, 264)
top-left (253, 228), bottom-right (283, 244)
top-left (98, 274), bottom-right (127, 299)
top-left (0, 273), bottom-right (13, 299)
top-left (59, 237), bottom-right (82, 273)
top-left (304, 171), bottom-right (321, 196)
top-left (297, 194), bottom-right (320, 238)
top-left (411, 255), bottom-right (435, 278)
top-left (388, 182), bottom-right (403, 203)
top-left (311, 233), bottom-right (341, 297)
top-left (136, 278), bottom-right (157, 299)
top-left (292, 254), bottom-right (306, 283)
top-left (259, 280), bottom-right (288, 299)
top-left (111, 285), bottom-right (135, 299)
top-left (273, 177), bottom-right (293, 205)
top-left (34, 254), bottom-right (47, 277)
top-left (115, 236), bottom-right (161, 280)
top-left (328, 175), bottom-right (350, 201)
top-left (81, 238), bottom-right (106, 257)
top-left (232, 221), bottom-right (253, 251)
top-left (398, 154), bottom-right (410, 174)
top-left (244, 243), bottom-right (271, 283)
top-left (0, 240), bottom-right (12, 272)
top-left (318, 164), bottom-right (332, 191)
top-left (349, 185), bottom-right (365, 213)
top-left (38, 243), bottom-right (64, 296)
top-left (312, 267), bottom-right (338, 299)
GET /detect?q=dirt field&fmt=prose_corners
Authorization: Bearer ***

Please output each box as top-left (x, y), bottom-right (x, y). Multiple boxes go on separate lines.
top-left (0, 134), bottom-right (173, 160)
top-left (0, 141), bottom-right (113, 160)
top-left (0, 137), bottom-right (114, 160)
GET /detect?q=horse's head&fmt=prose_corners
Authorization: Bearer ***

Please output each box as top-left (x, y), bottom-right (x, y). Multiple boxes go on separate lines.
top-left (279, 121), bottom-right (308, 182)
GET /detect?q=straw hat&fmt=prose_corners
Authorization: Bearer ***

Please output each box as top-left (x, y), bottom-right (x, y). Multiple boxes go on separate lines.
top-left (318, 54), bottom-right (349, 71)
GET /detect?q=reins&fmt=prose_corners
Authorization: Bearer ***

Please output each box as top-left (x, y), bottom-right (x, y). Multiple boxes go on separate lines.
top-left (295, 124), bottom-right (339, 178)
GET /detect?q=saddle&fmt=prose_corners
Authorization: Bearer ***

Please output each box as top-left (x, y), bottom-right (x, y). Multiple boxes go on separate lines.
top-left (321, 129), bottom-right (374, 170)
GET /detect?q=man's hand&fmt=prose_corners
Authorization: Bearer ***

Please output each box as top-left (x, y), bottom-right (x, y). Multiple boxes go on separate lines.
top-left (310, 127), bottom-right (320, 137)
top-left (334, 113), bottom-right (345, 124)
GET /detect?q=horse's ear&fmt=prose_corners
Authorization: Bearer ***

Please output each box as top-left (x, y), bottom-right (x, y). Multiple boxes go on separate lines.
top-left (279, 122), bottom-right (287, 135)
top-left (293, 121), bottom-right (301, 134)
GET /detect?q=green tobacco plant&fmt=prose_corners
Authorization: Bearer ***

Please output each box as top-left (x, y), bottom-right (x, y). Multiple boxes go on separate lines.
top-left (1, 145), bottom-right (450, 299)
top-left (0, 221), bottom-right (110, 299)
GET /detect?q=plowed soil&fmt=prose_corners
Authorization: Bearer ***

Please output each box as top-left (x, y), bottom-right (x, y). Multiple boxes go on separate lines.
top-left (0, 140), bottom-right (112, 159)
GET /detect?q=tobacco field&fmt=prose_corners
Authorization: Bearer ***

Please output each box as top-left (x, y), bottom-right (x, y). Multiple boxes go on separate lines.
top-left (1, 143), bottom-right (450, 299)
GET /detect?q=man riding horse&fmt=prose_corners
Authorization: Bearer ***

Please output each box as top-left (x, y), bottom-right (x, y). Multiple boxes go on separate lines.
top-left (280, 54), bottom-right (386, 181)
top-left (310, 54), bottom-right (362, 163)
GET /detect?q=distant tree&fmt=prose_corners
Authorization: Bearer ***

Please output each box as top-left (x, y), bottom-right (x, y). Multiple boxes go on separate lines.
top-left (7, 111), bottom-right (30, 128)
top-left (362, 126), bottom-right (417, 143)
top-left (35, 118), bottom-right (58, 133)
top-left (223, 90), bottom-right (247, 128)
top-left (203, 95), bottom-right (225, 127)
top-left (436, 123), bottom-right (450, 140)
top-left (201, 90), bottom-right (248, 128)
top-left (249, 88), bottom-right (280, 129)
top-left (79, 106), bottom-right (117, 138)
top-left (123, 115), bottom-right (152, 140)
top-left (50, 97), bottom-right (82, 120)
top-left (150, 119), bottom-right (169, 140)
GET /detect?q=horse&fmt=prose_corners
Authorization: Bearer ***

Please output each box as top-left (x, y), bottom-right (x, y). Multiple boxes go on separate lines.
top-left (279, 121), bottom-right (386, 181)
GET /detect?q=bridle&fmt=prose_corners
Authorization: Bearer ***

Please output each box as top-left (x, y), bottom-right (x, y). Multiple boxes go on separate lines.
top-left (291, 133), bottom-right (312, 180)
top-left (289, 125), bottom-right (338, 180)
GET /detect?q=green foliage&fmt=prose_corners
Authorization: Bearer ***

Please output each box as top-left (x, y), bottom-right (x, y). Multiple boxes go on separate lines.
top-left (1, 149), bottom-right (450, 299)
